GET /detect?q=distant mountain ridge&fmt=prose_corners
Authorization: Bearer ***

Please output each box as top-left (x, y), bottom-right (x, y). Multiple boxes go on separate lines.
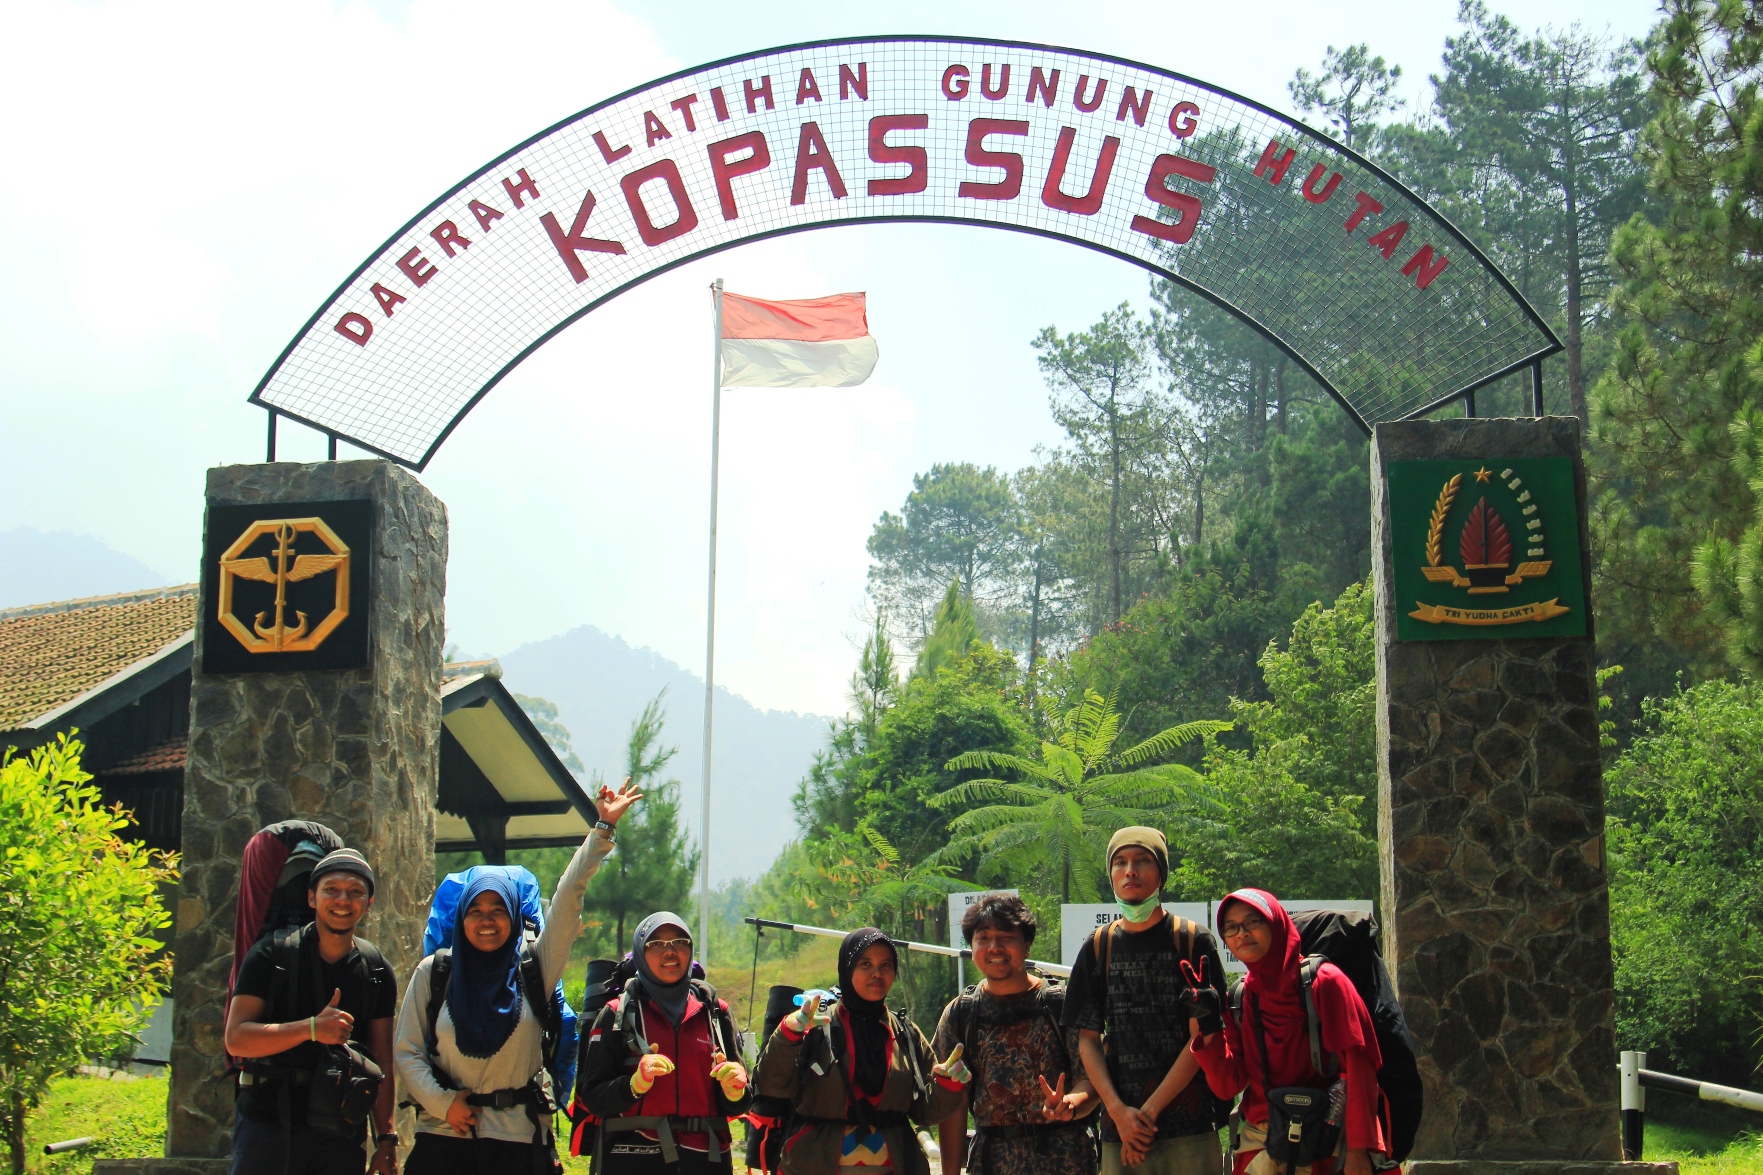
top-left (497, 625), bottom-right (829, 883)
top-left (0, 528), bottom-right (176, 610)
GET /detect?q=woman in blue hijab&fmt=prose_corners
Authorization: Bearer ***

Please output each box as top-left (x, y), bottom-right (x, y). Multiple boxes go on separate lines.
top-left (395, 778), bottom-right (643, 1175)
top-left (573, 911), bottom-right (752, 1175)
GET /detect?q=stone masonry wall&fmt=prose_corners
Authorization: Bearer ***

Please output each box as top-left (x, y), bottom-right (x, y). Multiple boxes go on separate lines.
top-left (1373, 418), bottom-right (1620, 1162)
top-left (167, 460), bottom-right (445, 1158)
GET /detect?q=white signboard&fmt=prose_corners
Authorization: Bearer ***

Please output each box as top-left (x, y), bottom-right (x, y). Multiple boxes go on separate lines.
top-left (1061, 902), bottom-right (1210, 965)
top-left (1060, 899), bottom-right (1376, 971)
top-left (949, 889), bottom-right (1019, 949)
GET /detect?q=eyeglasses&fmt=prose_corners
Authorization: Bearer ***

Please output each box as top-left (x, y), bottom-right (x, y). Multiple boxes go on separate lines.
top-left (1219, 915), bottom-right (1268, 940)
top-left (644, 937), bottom-right (692, 954)
top-left (315, 885), bottom-right (369, 903)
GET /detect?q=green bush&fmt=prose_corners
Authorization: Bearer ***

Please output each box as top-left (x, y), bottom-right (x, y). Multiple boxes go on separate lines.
top-left (1606, 681), bottom-right (1763, 1085)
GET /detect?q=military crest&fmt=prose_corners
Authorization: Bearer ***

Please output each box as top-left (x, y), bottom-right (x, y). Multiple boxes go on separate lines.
top-left (1387, 458), bottom-right (1586, 641)
top-left (201, 498), bottom-right (373, 673)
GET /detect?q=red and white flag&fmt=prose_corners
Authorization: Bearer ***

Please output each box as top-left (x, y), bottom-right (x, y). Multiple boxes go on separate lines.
top-left (719, 291), bottom-right (878, 388)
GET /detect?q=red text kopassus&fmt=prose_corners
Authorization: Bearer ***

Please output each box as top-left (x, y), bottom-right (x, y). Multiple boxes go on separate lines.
top-left (334, 59), bottom-right (1449, 347)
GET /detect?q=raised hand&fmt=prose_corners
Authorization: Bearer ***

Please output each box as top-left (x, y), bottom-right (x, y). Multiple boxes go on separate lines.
top-left (631, 1043), bottom-right (675, 1096)
top-left (1038, 1073), bottom-right (1075, 1121)
top-left (313, 987), bottom-right (354, 1045)
top-left (931, 1043), bottom-right (971, 1086)
top-left (596, 776), bottom-right (644, 827)
top-left (709, 1049), bottom-right (748, 1099)
top-left (784, 993), bottom-right (831, 1034)
top-left (1179, 957), bottom-right (1223, 1037)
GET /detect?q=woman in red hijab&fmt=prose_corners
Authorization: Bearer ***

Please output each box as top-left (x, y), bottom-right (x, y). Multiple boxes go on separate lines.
top-left (1188, 890), bottom-right (1387, 1175)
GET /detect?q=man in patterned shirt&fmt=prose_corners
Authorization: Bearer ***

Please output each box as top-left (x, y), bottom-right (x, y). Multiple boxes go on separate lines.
top-left (933, 894), bottom-right (1098, 1175)
top-left (1064, 828), bottom-right (1230, 1175)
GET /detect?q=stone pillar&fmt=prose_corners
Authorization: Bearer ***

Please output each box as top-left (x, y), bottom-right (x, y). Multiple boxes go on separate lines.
top-left (1370, 417), bottom-right (1658, 1174)
top-left (164, 460), bottom-right (446, 1161)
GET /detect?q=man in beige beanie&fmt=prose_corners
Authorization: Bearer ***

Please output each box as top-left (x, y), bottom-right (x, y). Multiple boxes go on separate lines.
top-left (1062, 827), bottom-right (1230, 1175)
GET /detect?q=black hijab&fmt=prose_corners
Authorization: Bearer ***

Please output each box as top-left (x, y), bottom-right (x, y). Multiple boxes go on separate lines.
top-left (838, 927), bottom-right (897, 1099)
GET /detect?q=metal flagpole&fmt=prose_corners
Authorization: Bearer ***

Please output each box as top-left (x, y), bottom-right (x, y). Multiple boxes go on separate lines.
top-left (699, 278), bottom-right (724, 964)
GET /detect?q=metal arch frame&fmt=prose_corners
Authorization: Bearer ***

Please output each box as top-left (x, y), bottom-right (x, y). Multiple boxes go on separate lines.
top-left (249, 34), bottom-right (1564, 469)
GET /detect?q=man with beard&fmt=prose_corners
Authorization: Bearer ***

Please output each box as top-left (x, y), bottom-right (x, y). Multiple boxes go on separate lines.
top-left (934, 893), bottom-right (1098, 1175)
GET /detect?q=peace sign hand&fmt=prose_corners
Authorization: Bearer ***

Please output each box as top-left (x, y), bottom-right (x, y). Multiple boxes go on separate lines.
top-left (596, 776), bottom-right (644, 827)
top-left (1038, 1073), bottom-right (1075, 1121)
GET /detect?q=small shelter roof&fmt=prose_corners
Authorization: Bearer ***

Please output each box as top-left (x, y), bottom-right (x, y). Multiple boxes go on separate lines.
top-left (438, 661), bottom-right (598, 858)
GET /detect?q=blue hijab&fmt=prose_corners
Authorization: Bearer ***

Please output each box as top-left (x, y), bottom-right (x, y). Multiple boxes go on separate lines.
top-left (447, 871), bottom-right (524, 1058)
top-left (632, 911), bottom-right (693, 1026)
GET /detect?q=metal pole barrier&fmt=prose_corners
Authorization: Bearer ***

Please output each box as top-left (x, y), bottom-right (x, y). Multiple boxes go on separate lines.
top-left (266, 408), bottom-right (278, 462)
top-left (1639, 1066), bottom-right (1763, 1113)
top-left (44, 1137), bottom-right (96, 1155)
top-left (1621, 1050), bottom-right (1644, 1160)
top-left (1464, 388), bottom-right (1478, 418)
top-left (742, 916), bottom-right (1071, 978)
top-left (1531, 356), bottom-right (1545, 416)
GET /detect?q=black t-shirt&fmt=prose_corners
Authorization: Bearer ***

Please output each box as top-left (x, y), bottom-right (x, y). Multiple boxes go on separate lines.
top-left (232, 927), bottom-right (397, 1124)
top-left (1063, 914), bottom-right (1228, 1141)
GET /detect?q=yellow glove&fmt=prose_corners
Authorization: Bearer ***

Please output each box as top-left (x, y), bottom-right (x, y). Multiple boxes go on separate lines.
top-left (709, 1050), bottom-right (748, 1100)
top-left (631, 1044), bottom-right (676, 1096)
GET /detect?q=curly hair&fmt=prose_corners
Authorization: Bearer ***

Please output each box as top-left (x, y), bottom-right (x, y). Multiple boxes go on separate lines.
top-left (960, 892), bottom-right (1037, 947)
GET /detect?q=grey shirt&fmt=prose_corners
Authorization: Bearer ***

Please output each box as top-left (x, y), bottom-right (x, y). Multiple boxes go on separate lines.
top-left (394, 828), bottom-right (613, 1144)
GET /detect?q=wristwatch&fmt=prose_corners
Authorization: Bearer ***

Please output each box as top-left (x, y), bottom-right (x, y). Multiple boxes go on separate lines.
top-left (375, 1134), bottom-right (398, 1147)
top-left (594, 820), bottom-right (615, 836)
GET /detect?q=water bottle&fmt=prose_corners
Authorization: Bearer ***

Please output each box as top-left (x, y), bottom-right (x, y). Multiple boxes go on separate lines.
top-left (1325, 1076), bottom-right (1348, 1127)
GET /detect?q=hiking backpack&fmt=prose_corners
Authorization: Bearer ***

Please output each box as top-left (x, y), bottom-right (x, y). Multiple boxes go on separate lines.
top-left (228, 820), bottom-right (346, 1001)
top-left (744, 984), bottom-right (804, 1173)
top-left (422, 864), bottom-right (580, 1098)
top-left (1225, 908), bottom-right (1423, 1164)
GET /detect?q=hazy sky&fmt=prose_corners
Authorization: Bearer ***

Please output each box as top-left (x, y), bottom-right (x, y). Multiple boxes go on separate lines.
top-left (3, 0), bottom-right (1660, 718)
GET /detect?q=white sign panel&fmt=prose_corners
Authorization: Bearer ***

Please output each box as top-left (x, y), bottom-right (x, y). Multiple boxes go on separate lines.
top-left (1061, 902), bottom-right (1210, 966)
top-left (949, 889), bottom-right (1019, 949)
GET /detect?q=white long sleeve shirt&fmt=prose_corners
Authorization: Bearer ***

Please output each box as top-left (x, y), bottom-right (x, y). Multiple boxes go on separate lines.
top-left (394, 828), bottom-right (613, 1144)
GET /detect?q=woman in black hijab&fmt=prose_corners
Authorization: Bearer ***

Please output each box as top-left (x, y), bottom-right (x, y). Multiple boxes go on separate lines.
top-left (753, 928), bottom-right (970, 1175)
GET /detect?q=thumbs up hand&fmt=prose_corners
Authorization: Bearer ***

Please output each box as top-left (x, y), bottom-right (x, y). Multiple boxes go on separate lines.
top-left (313, 988), bottom-right (354, 1045)
top-left (630, 1043), bottom-right (676, 1096)
top-left (709, 1050), bottom-right (748, 1099)
top-left (931, 1043), bottom-right (970, 1086)
top-left (784, 993), bottom-right (831, 1035)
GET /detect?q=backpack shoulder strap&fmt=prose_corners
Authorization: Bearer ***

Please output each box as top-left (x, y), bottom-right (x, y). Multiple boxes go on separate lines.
top-left (270, 925), bottom-right (304, 1024)
top-left (1175, 916), bottom-right (1196, 963)
top-left (1092, 921), bottom-right (1118, 1017)
top-left (952, 984), bottom-right (981, 1062)
top-left (1037, 980), bottom-right (1073, 1071)
top-left (518, 933), bottom-right (559, 1040)
top-left (424, 948), bottom-right (453, 1052)
top-left (618, 977), bottom-right (649, 1055)
top-left (1227, 976), bottom-right (1244, 1020)
top-left (1299, 955), bottom-right (1333, 1077)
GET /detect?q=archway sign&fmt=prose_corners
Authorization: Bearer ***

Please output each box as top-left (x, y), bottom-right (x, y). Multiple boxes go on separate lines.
top-left (250, 36), bottom-right (1560, 470)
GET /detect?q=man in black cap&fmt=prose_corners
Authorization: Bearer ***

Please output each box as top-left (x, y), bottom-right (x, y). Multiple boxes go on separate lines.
top-left (225, 848), bottom-right (399, 1175)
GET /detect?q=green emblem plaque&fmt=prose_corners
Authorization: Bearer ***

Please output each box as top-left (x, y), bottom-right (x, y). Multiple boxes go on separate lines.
top-left (1387, 457), bottom-right (1587, 641)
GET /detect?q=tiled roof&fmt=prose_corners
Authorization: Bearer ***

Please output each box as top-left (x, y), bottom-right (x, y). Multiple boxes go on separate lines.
top-left (0, 586), bottom-right (198, 731)
top-left (102, 737), bottom-right (187, 775)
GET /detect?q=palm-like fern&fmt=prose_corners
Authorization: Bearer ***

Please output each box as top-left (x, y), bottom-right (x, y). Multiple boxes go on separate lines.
top-left (932, 689), bottom-right (1231, 902)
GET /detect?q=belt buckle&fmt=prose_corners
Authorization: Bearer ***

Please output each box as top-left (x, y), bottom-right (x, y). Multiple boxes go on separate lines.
top-left (493, 1090), bottom-right (516, 1110)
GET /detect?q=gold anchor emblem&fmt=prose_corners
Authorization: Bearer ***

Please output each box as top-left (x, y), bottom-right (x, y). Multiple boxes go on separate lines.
top-left (217, 517), bottom-right (350, 653)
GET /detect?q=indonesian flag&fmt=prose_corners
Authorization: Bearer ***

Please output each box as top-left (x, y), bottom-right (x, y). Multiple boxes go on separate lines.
top-left (719, 291), bottom-right (878, 388)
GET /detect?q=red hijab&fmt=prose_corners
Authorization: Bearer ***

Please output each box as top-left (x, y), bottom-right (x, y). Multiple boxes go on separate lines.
top-left (1220, 888), bottom-right (1376, 1088)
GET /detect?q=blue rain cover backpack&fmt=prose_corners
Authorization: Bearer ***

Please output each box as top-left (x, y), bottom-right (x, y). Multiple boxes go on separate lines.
top-left (425, 864), bottom-right (580, 1099)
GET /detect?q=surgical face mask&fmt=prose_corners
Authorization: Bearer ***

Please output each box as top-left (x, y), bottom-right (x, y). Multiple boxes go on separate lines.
top-left (1116, 893), bottom-right (1162, 922)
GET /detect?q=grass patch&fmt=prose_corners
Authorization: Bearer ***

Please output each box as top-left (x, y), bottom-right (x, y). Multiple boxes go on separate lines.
top-left (25, 1072), bottom-right (166, 1174)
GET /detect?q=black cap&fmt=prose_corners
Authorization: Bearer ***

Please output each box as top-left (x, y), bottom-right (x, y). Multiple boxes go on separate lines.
top-left (309, 848), bottom-right (375, 896)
